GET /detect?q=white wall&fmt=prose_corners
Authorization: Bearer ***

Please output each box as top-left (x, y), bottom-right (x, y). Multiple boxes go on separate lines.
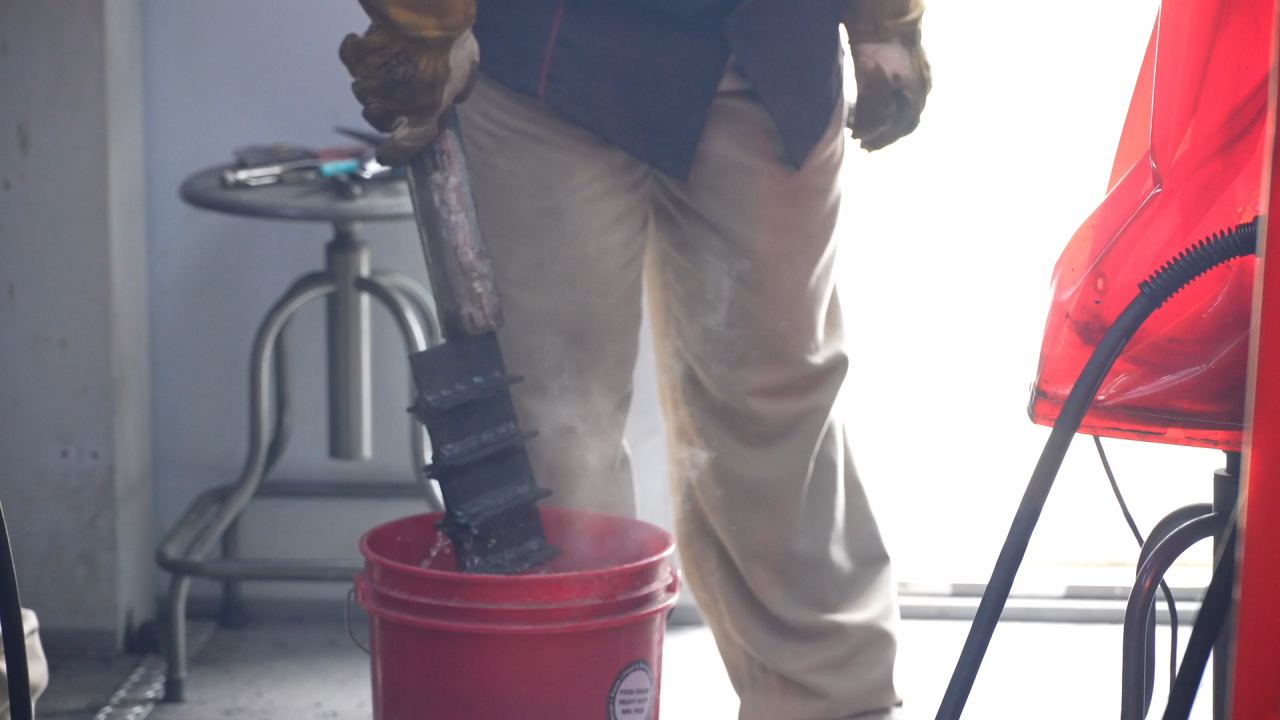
top-left (142, 0), bottom-right (673, 603)
top-left (837, 0), bottom-right (1224, 589)
top-left (0, 0), bottom-right (153, 650)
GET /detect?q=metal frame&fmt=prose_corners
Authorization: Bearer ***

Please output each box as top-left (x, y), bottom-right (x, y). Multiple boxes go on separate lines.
top-left (1119, 453), bottom-right (1239, 720)
top-left (156, 221), bottom-right (442, 702)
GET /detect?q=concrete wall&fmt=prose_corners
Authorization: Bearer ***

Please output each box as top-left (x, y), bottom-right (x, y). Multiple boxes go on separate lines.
top-left (142, 0), bottom-right (673, 603)
top-left (0, 0), bottom-right (153, 651)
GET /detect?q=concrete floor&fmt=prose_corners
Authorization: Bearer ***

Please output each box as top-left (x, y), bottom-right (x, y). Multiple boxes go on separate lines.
top-left (41, 652), bottom-right (138, 720)
top-left (41, 614), bottom-right (1215, 720)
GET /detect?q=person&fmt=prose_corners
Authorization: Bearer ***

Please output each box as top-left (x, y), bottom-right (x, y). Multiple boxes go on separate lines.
top-left (341, 1), bottom-right (930, 717)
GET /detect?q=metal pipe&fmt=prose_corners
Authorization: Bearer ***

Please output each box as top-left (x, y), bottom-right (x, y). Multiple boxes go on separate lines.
top-left (156, 481), bottom-right (422, 574)
top-left (157, 487), bottom-right (230, 568)
top-left (221, 318), bottom-right (292, 624)
top-left (368, 271), bottom-right (442, 347)
top-left (164, 574), bottom-right (192, 702)
top-left (263, 316), bottom-right (293, 475)
top-left (220, 519), bottom-right (246, 627)
top-left (1211, 453), bottom-right (1240, 720)
top-left (357, 275), bottom-right (444, 511)
top-left (158, 478), bottom-right (421, 568)
top-left (164, 274), bottom-right (332, 700)
top-left (160, 557), bottom-right (362, 582)
top-left (361, 271), bottom-right (444, 509)
top-left (256, 479), bottom-right (424, 499)
top-left (326, 224), bottom-right (372, 460)
top-left (1121, 514), bottom-right (1227, 720)
top-left (1164, 520), bottom-right (1238, 720)
top-left (355, 276), bottom-right (427, 351)
top-left (1138, 505), bottom-right (1215, 569)
top-left (405, 110), bottom-right (503, 339)
top-left (1137, 504), bottom-right (1214, 707)
top-left (177, 276), bottom-right (334, 575)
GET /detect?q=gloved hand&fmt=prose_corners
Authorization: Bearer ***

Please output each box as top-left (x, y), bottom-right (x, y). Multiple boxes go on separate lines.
top-left (339, 0), bottom-right (478, 165)
top-left (841, 0), bottom-right (931, 152)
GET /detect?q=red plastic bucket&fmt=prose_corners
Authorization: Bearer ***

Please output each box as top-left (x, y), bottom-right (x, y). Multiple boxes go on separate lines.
top-left (356, 507), bottom-right (680, 720)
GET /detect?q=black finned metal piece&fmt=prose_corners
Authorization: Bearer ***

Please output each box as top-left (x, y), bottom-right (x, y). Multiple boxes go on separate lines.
top-left (393, 109), bottom-right (558, 574)
top-left (409, 332), bottom-right (559, 574)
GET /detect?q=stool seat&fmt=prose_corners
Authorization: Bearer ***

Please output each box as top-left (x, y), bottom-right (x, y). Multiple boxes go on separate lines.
top-left (180, 165), bottom-right (414, 223)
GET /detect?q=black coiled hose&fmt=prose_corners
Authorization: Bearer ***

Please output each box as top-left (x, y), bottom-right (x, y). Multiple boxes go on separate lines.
top-left (1162, 514), bottom-right (1237, 720)
top-left (934, 217), bottom-right (1260, 720)
top-left (0, 501), bottom-right (31, 720)
top-left (1139, 224), bottom-right (1261, 304)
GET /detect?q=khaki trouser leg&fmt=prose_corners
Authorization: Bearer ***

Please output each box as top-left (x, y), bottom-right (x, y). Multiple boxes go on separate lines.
top-left (458, 71), bottom-right (899, 720)
top-left (646, 77), bottom-right (900, 720)
top-left (457, 75), bottom-right (651, 516)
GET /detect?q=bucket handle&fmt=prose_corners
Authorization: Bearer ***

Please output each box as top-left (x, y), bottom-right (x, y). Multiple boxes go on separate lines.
top-left (345, 582), bottom-right (371, 655)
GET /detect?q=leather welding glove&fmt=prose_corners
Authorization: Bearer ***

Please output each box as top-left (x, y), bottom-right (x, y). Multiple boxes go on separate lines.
top-left (339, 0), bottom-right (479, 165)
top-left (841, 0), bottom-right (932, 151)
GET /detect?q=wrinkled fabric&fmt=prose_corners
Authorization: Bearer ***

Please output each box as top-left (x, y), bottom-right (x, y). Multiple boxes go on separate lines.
top-left (458, 69), bottom-right (901, 720)
top-left (472, 0), bottom-right (842, 178)
top-left (1030, 0), bottom-right (1270, 449)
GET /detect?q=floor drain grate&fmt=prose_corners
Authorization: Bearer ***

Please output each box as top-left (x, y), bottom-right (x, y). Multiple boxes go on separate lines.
top-left (92, 621), bottom-right (217, 720)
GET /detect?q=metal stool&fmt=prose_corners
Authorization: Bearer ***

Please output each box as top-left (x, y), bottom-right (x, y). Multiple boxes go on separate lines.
top-left (157, 167), bottom-right (442, 701)
top-left (1120, 451), bottom-right (1239, 720)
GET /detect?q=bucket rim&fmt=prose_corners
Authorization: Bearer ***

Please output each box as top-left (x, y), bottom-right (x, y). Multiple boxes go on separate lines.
top-left (357, 573), bottom-right (681, 635)
top-left (359, 508), bottom-right (676, 583)
top-left (359, 568), bottom-right (678, 611)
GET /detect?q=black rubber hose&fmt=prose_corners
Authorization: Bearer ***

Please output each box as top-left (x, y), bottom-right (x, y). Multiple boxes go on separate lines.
top-left (0, 501), bottom-right (32, 720)
top-left (1161, 517), bottom-right (1237, 720)
top-left (934, 218), bottom-right (1259, 720)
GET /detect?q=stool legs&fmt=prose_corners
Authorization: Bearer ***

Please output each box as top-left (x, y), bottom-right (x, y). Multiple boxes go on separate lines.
top-left (160, 228), bottom-right (444, 702)
top-left (358, 271), bottom-right (444, 509)
top-left (220, 320), bottom-right (292, 629)
top-left (327, 224), bottom-right (373, 460)
top-left (163, 273), bottom-right (334, 702)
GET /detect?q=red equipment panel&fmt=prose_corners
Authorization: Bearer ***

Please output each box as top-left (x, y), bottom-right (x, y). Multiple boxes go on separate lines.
top-left (1029, 0), bottom-right (1270, 450)
top-left (1230, 2), bottom-right (1280, 714)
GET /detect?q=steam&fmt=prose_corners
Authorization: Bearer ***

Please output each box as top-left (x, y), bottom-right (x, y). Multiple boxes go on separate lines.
top-left (510, 341), bottom-right (638, 517)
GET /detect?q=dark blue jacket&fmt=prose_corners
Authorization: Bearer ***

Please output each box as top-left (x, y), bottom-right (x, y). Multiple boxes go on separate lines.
top-left (473, 0), bottom-right (842, 179)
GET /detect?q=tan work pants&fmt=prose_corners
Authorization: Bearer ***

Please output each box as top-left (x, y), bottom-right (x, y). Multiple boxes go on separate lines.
top-left (458, 70), bottom-right (900, 720)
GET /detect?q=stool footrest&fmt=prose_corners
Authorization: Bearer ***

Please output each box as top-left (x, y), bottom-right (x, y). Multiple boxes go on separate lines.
top-left (157, 479), bottom-right (419, 582)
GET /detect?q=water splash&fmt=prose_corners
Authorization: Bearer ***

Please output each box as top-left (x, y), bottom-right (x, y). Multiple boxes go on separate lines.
top-left (419, 532), bottom-right (451, 568)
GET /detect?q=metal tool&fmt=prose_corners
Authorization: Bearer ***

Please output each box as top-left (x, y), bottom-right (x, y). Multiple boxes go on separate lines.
top-left (398, 110), bottom-right (559, 574)
top-left (336, 126), bottom-right (390, 147)
top-left (221, 157), bottom-right (365, 188)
